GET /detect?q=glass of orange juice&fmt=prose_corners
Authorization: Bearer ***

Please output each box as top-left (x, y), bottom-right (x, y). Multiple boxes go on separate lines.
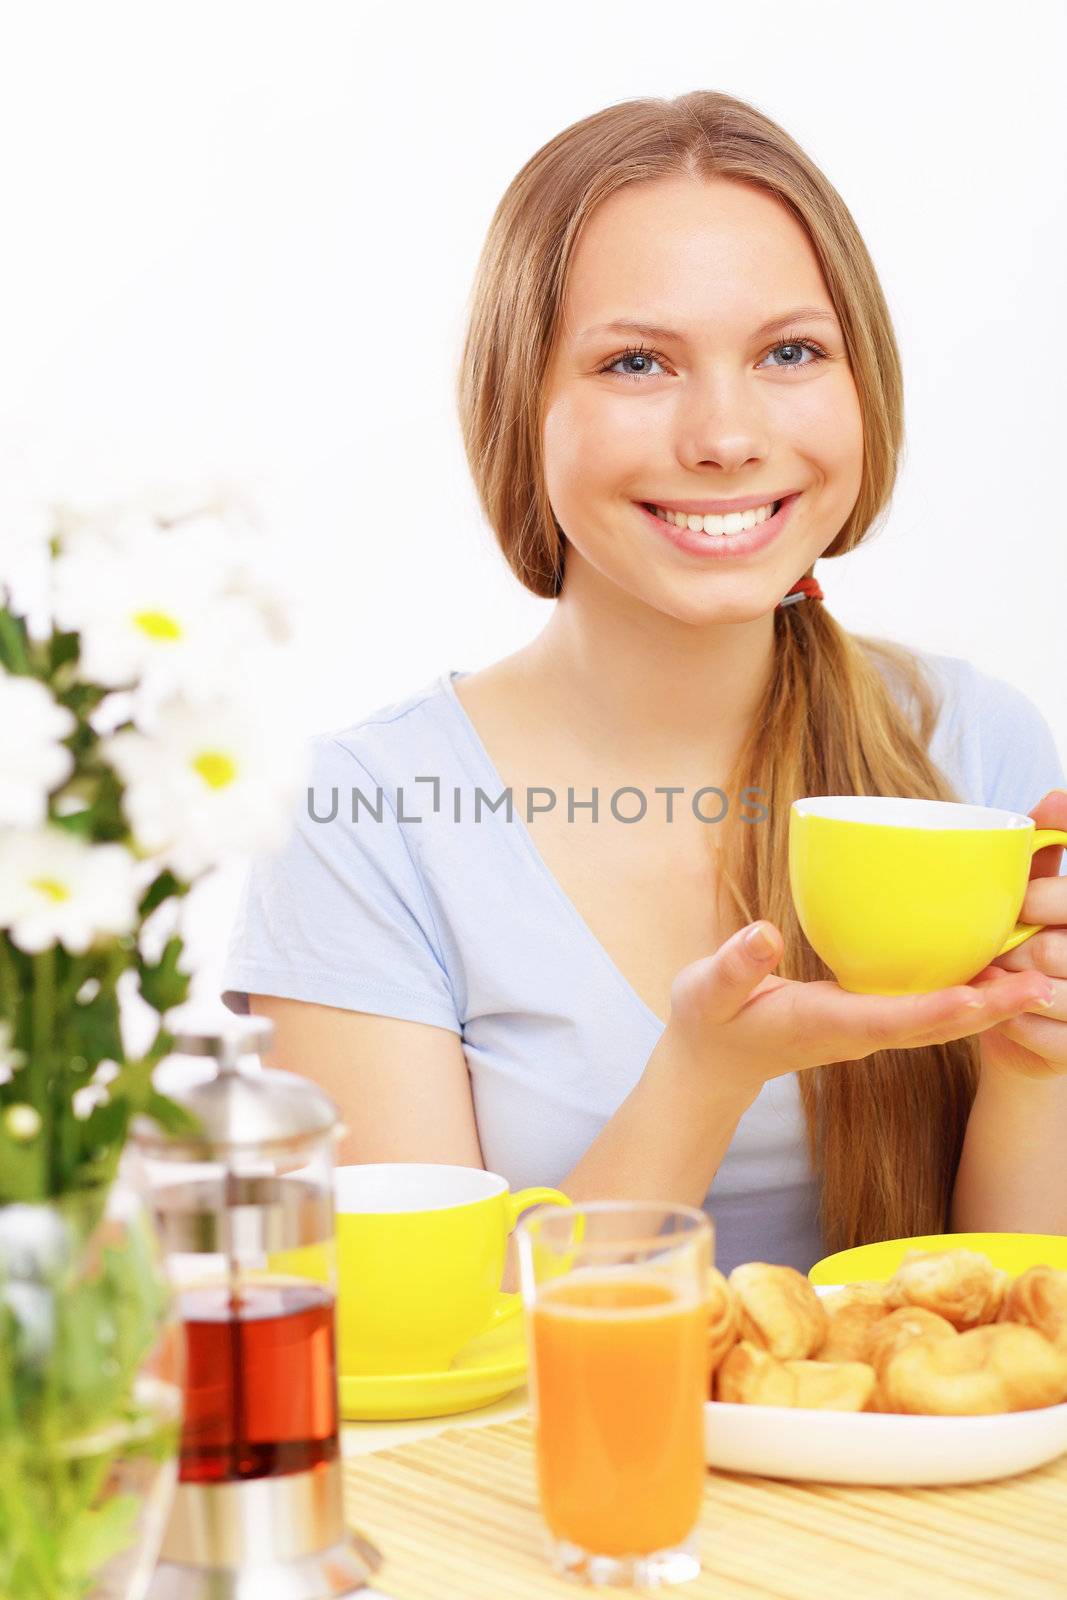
top-left (515, 1201), bottom-right (712, 1587)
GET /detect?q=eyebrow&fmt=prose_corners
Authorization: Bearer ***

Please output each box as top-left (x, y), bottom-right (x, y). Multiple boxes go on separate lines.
top-left (577, 306), bottom-right (840, 344)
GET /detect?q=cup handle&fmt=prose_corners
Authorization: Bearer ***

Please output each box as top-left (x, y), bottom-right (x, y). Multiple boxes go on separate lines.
top-left (484, 1187), bottom-right (574, 1331)
top-left (994, 828), bottom-right (1067, 958)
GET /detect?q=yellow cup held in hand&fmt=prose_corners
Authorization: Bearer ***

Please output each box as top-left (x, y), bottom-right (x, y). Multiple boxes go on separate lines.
top-left (788, 795), bottom-right (1067, 996)
top-left (334, 1163), bottom-right (571, 1376)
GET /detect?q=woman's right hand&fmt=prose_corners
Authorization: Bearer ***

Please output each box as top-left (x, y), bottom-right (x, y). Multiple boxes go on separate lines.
top-left (666, 921), bottom-right (1057, 1102)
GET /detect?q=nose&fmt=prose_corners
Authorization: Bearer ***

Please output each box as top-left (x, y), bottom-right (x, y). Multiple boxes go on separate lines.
top-left (674, 371), bottom-right (771, 476)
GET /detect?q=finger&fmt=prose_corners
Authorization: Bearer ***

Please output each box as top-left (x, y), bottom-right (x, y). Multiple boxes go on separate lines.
top-left (1019, 875), bottom-right (1067, 925)
top-left (982, 1010), bottom-right (1067, 1069)
top-left (975, 930), bottom-right (1067, 981)
top-left (815, 971), bottom-right (1055, 1059)
top-left (692, 922), bottom-right (783, 1027)
top-left (1025, 790), bottom-right (1067, 878)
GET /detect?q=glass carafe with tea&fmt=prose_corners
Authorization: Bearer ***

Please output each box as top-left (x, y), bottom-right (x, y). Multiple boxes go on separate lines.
top-left (130, 1017), bottom-right (381, 1598)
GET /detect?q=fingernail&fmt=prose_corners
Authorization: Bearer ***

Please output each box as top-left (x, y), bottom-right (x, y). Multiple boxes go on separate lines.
top-left (1034, 990), bottom-right (1056, 1008)
top-left (745, 924), bottom-right (774, 958)
top-left (962, 994), bottom-right (986, 1009)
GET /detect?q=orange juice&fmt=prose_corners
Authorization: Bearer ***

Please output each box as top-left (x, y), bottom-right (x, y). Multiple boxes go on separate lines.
top-left (530, 1270), bottom-right (711, 1556)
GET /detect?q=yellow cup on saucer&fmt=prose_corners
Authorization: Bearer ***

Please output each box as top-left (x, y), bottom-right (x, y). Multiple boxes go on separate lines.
top-left (335, 1163), bottom-right (570, 1376)
top-left (789, 795), bottom-right (1067, 995)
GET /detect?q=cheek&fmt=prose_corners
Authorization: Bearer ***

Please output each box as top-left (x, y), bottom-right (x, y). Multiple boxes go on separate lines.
top-left (543, 390), bottom-right (651, 508)
top-left (781, 374), bottom-right (864, 493)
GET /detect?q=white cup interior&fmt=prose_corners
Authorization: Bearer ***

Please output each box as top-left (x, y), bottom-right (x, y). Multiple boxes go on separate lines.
top-left (792, 796), bottom-right (1031, 831)
top-left (334, 1163), bottom-right (507, 1214)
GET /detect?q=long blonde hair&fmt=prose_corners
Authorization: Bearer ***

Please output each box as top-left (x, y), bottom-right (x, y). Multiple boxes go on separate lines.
top-left (455, 90), bottom-right (978, 1254)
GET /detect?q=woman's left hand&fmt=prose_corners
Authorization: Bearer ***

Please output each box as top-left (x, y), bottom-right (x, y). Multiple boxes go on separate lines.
top-left (969, 788), bottom-right (1067, 1081)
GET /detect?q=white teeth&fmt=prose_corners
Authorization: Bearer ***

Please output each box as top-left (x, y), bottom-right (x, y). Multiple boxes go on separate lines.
top-left (652, 500), bottom-right (779, 535)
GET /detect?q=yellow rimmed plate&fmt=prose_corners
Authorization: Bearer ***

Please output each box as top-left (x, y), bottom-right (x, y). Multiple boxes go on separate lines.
top-left (808, 1231), bottom-right (1067, 1285)
top-left (338, 1308), bottom-right (527, 1421)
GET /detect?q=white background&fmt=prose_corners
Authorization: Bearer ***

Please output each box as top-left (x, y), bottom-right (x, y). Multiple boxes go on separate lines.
top-left (1, 0), bottom-right (1064, 1028)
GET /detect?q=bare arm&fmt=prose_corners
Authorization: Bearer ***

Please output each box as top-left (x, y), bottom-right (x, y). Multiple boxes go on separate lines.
top-left (247, 995), bottom-right (485, 1168)
top-left (950, 1059), bottom-right (1067, 1233)
top-left (245, 993), bottom-right (754, 1291)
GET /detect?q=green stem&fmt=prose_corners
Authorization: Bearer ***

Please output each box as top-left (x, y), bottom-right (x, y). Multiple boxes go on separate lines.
top-left (0, 608), bottom-right (31, 676)
top-left (0, 937), bottom-right (18, 1028)
top-left (32, 948), bottom-right (55, 1191)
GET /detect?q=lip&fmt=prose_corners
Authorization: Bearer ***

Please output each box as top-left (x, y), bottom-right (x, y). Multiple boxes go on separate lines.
top-left (643, 491), bottom-right (798, 515)
top-left (636, 493), bottom-right (802, 560)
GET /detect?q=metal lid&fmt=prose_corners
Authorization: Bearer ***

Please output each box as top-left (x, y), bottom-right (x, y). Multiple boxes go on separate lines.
top-left (132, 1018), bottom-right (341, 1156)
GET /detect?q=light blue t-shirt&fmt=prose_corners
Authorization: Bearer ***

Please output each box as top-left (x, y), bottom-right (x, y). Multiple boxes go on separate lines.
top-left (220, 649), bottom-right (1066, 1274)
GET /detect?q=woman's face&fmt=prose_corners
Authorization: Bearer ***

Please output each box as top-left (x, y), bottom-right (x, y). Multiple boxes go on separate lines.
top-left (541, 176), bottom-right (865, 623)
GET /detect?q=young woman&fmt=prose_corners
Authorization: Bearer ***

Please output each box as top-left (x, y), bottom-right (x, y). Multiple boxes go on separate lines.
top-left (221, 91), bottom-right (1067, 1274)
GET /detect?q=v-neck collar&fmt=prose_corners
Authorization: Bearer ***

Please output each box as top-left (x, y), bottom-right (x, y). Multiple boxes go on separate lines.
top-left (438, 669), bottom-right (667, 1035)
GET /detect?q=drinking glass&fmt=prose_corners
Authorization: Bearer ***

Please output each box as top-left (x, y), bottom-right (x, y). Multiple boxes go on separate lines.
top-left (515, 1202), bottom-right (713, 1587)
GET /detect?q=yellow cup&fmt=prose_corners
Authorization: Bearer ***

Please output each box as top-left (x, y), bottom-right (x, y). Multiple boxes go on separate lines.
top-left (789, 795), bottom-right (1067, 996)
top-left (334, 1163), bottom-right (571, 1376)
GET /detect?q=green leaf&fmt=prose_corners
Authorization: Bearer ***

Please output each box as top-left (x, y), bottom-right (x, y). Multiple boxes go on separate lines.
top-left (141, 1088), bottom-right (200, 1138)
top-left (137, 869), bottom-right (182, 919)
top-left (136, 937), bottom-right (190, 1014)
top-left (68, 989), bottom-right (123, 1074)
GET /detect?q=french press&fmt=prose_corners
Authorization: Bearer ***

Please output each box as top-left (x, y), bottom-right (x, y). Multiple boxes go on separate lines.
top-left (130, 1017), bottom-right (381, 1598)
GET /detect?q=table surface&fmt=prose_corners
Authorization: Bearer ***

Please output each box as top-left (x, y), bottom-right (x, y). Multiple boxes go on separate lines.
top-left (340, 1386), bottom-right (529, 1599)
top-left (340, 1389), bottom-right (1067, 1600)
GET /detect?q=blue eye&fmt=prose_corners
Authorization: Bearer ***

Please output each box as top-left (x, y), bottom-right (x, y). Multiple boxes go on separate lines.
top-left (759, 339), bottom-right (827, 372)
top-left (599, 346), bottom-right (667, 380)
top-left (597, 336), bottom-right (830, 381)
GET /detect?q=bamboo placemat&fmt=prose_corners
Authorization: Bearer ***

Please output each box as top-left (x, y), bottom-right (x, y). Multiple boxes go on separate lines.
top-left (343, 1415), bottom-right (1067, 1599)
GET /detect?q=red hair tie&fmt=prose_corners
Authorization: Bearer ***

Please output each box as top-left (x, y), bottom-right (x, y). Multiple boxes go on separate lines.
top-left (777, 575), bottom-right (824, 608)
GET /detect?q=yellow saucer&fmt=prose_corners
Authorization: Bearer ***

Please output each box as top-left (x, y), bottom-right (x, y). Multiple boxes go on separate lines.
top-left (809, 1231), bottom-right (1067, 1285)
top-left (338, 1309), bottom-right (528, 1421)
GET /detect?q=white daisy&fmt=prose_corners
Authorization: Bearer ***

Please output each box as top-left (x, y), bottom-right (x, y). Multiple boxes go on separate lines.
top-left (51, 517), bottom-right (275, 695)
top-left (102, 695), bottom-right (304, 880)
top-left (0, 675), bottom-right (76, 827)
top-left (0, 825), bottom-right (140, 954)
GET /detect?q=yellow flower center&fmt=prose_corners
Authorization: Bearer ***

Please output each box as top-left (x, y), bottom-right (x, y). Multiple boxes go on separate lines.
top-left (30, 877), bottom-right (70, 902)
top-left (132, 609), bottom-right (183, 641)
top-left (192, 750), bottom-right (238, 789)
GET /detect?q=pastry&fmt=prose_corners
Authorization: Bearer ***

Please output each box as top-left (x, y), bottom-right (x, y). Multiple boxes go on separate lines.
top-left (884, 1249), bottom-right (1007, 1329)
top-left (997, 1266), bottom-right (1067, 1354)
top-left (815, 1300), bottom-right (889, 1363)
top-left (878, 1323), bottom-right (1067, 1415)
top-left (715, 1341), bottom-right (796, 1406)
top-left (818, 1283), bottom-right (891, 1315)
top-left (865, 1307), bottom-right (958, 1376)
top-left (783, 1358), bottom-right (876, 1412)
top-left (706, 1266), bottom-right (741, 1374)
top-left (728, 1262), bottom-right (829, 1359)
top-left (715, 1341), bottom-right (876, 1411)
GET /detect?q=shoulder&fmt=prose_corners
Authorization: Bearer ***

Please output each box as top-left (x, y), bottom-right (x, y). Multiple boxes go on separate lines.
top-left (894, 646), bottom-right (1064, 814)
top-left (304, 672), bottom-right (464, 789)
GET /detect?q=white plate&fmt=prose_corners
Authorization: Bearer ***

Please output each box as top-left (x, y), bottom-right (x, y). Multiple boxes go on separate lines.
top-left (703, 1284), bottom-right (1067, 1485)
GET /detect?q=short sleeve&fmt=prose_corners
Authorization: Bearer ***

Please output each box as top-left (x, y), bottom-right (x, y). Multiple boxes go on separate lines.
top-left (972, 668), bottom-right (1067, 879)
top-left (220, 734), bottom-right (461, 1032)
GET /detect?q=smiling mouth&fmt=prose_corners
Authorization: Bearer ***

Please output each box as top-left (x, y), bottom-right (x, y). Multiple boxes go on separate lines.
top-left (641, 499), bottom-right (784, 537)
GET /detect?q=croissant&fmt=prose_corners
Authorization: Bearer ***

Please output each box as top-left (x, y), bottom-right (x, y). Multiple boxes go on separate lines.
top-left (706, 1266), bottom-right (741, 1375)
top-left (815, 1300), bottom-right (889, 1363)
top-left (715, 1341), bottom-right (796, 1406)
top-left (879, 1323), bottom-right (1067, 1415)
top-left (818, 1283), bottom-right (891, 1315)
top-left (885, 1249), bottom-right (1007, 1329)
top-left (865, 1307), bottom-right (957, 1376)
top-left (715, 1341), bottom-right (875, 1411)
top-left (782, 1358), bottom-right (876, 1412)
top-left (728, 1262), bottom-right (829, 1359)
top-left (997, 1266), bottom-right (1067, 1354)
